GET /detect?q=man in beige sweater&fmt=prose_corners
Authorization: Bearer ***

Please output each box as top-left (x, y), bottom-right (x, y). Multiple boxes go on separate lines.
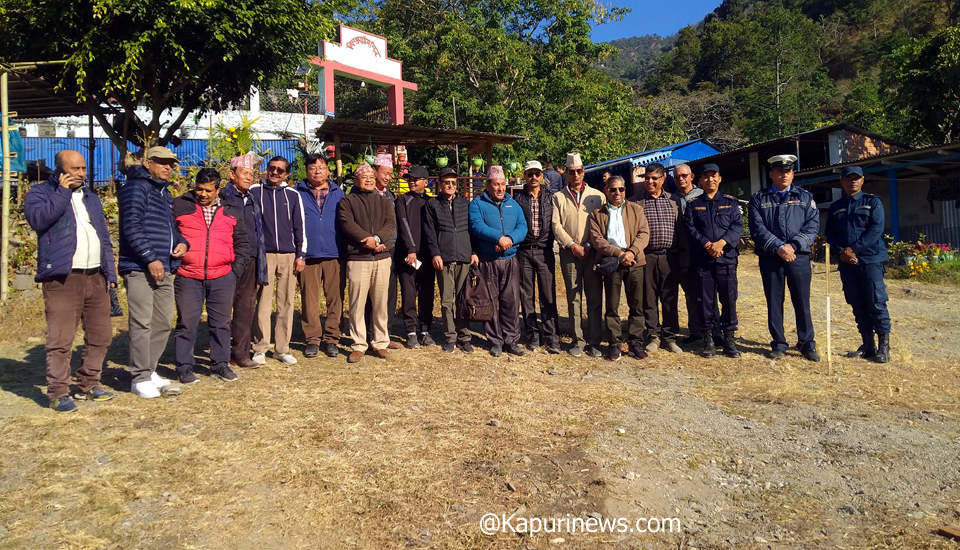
top-left (551, 152), bottom-right (606, 357)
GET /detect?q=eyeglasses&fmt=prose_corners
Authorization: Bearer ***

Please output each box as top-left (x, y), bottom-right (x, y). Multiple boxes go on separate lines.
top-left (608, 187), bottom-right (625, 193)
top-left (525, 171), bottom-right (543, 177)
top-left (268, 166), bottom-right (287, 174)
top-left (569, 168), bottom-right (584, 175)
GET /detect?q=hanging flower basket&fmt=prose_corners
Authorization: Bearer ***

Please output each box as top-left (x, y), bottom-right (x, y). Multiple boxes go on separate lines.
top-left (436, 156), bottom-right (449, 168)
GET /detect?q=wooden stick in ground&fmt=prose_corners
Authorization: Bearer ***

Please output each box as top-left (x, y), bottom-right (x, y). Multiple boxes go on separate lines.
top-left (826, 243), bottom-right (832, 375)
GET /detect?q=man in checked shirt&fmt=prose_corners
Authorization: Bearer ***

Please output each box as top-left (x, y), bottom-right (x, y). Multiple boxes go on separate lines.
top-left (629, 162), bottom-right (687, 354)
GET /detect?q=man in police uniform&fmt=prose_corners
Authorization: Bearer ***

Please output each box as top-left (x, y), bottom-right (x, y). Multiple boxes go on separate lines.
top-left (747, 154), bottom-right (821, 361)
top-left (682, 164), bottom-right (743, 358)
top-left (825, 166), bottom-right (891, 363)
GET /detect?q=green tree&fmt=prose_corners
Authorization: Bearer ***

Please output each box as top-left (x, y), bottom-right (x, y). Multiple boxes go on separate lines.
top-left (346, 0), bottom-right (676, 165)
top-left (889, 25), bottom-right (960, 143)
top-left (0, 0), bottom-right (346, 160)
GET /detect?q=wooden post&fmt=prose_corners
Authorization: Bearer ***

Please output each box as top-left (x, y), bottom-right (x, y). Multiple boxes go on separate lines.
top-left (1, 71), bottom-right (13, 302)
top-left (334, 133), bottom-right (342, 185)
top-left (825, 243), bottom-right (832, 375)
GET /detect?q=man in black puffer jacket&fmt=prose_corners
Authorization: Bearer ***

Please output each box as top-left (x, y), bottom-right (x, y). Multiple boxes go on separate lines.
top-left (422, 167), bottom-right (478, 353)
top-left (512, 161), bottom-right (560, 354)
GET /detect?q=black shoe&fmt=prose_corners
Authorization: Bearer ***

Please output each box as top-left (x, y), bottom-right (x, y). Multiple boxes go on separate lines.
top-left (852, 332), bottom-right (877, 360)
top-left (803, 348), bottom-right (821, 362)
top-left (420, 333), bottom-right (436, 347)
top-left (584, 345), bottom-right (603, 358)
top-left (627, 341), bottom-right (649, 360)
top-left (545, 343), bottom-right (561, 354)
top-left (701, 338), bottom-right (717, 358)
top-left (682, 334), bottom-right (703, 345)
top-left (458, 341), bottom-right (475, 354)
top-left (490, 346), bottom-right (503, 357)
top-left (722, 330), bottom-right (741, 358)
top-left (713, 332), bottom-right (724, 347)
top-left (442, 343), bottom-right (456, 353)
top-left (212, 365), bottom-right (238, 382)
top-left (405, 335), bottom-right (420, 349)
top-left (506, 344), bottom-right (525, 356)
top-left (769, 349), bottom-right (785, 360)
top-left (607, 345), bottom-right (622, 362)
top-left (176, 367), bottom-right (198, 384)
top-left (304, 344), bottom-right (319, 358)
top-left (324, 343), bottom-right (339, 358)
top-left (527, 339), bottom-right (541, 351)
top-left (875, 333), bottom-right (890, 363)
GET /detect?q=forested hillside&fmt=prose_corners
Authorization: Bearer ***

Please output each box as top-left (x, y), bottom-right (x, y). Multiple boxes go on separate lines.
top-left (624, 0), bottom-right (959, 148)
top-left (597, 34), bottom-right (676, 86)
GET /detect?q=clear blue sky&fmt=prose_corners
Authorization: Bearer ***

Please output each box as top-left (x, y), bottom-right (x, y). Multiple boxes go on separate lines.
top-left (590, 0), bottom-right (723, 42)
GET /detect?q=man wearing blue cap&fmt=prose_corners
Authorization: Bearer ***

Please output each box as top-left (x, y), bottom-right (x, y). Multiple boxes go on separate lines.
top-left (683, 164), bottom-right (743, 358)
top-left (826, 166), bottom-right (892, 363)
top-left (748, 154), bottom-right (821, 361)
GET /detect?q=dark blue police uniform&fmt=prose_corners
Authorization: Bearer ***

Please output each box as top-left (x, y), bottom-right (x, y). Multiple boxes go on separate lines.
top-left (682, 193), bottom-right (742, 335)
top-left (825, 191), bottom-right (891, 336)
top-left (747, 185), bottom-right (820, 353)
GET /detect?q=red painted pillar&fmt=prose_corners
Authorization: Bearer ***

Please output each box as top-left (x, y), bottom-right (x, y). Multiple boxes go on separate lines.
top-left (321, 64), bottom-right (336, 116)
top-left (388, 85), bottom-right (404, 125)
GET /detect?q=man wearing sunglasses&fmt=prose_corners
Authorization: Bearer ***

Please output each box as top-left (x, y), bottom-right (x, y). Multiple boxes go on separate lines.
top-left (250, 156), bottom-right (306, 366)
top-left (552, 152), bottom-right (606, 357)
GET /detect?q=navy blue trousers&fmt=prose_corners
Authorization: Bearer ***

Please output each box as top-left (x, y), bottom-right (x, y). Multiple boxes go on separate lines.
top-left (175, 274), bottom-right (236, 371)
top-left (759, 254), bottom-right (815, 352)
top-left (695, 262), bottom-right (739, 333)
top-left (839, 261), bottom-right (891, 334)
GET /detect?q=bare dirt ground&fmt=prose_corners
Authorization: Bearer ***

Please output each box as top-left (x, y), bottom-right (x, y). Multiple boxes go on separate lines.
top-left (1, 252), bottom-right (959, 550)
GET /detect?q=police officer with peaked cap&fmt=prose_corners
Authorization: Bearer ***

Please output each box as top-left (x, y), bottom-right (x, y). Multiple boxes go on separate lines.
top-left (682, 164), bottom-right (743, 358)
top-left (825, 166), bottom-right (892, 363)
top-left (747, 154), bottom-right (821, 361)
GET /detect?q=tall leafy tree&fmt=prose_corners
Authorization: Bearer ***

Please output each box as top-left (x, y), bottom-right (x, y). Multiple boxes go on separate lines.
top-left (889, 25), bottom-right (960, 143)
top-left (0, 0), bottom-right (346, 160)
top-left (348, 0), bottom-right (677, 165)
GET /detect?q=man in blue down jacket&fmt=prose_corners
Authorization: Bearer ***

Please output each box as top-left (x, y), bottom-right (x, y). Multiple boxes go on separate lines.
top-left (747, 154), bottom-right (821, 362)
top-left (468, 165), bottom-right (528, 357)
top-left (25, 149), bottom-right (117, 412)
top-left (118, 146), bottom-right (189, 399)
top-left (295, 154), bottom-right (345, 359)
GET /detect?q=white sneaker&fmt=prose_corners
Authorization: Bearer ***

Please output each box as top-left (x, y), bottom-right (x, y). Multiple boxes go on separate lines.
top-left (150, 372), bottom-right (171, 389)
top-left (275, 352), bottom-right (298, 365)
top-left (132, 380), bottom-right (161, 399)
top-left (252, 352), bottom-right (267, 365)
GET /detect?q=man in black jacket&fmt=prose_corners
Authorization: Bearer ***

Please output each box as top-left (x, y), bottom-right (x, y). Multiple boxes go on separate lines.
top-left (422, 167), bottom-right (478, 353)
top-left (513, 161), bottom-right (560, 353)
top-left (395, 166), bottom-right (436, 348)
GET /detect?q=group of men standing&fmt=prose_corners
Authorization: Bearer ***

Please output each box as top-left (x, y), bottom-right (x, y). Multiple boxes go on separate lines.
top-left (26, 146), bottom-right (893, 413)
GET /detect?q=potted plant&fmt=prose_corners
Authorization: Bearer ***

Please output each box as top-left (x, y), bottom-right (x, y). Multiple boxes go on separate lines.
top-left (471, 156), bottom-right (484, 168)
top-left (436, 155), bottom-right (449, 168)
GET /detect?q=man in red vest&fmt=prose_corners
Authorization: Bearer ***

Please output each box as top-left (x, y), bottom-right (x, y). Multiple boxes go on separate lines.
top-left (172, 168), bottom-right (251, 383)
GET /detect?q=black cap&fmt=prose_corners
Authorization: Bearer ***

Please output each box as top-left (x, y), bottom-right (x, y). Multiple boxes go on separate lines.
top-left (841, 166), bottom-right (863, 178)
top-left (405, 165), bottom-right (430, 180)
top-left (701, 163), bottom-right (720, 175)
top-left (438, 167), bottom-right (459, 179)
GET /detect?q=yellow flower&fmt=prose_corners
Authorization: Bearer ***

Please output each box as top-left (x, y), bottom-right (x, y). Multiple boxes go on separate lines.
top-left (226, 137), bottom-right (232, 142)
top-left (229, 126), bottom-right (236, 132)
top-left (232, 134), bottom-right (238, 138)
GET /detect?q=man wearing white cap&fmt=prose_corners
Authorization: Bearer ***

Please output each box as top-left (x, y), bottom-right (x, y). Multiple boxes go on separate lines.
top-left (118, 146), bottom-right (189, 398)
top-left (469, 165), bottom-right (528, 357)
top-left (551, 152), bottom-right (606, 357)
top-left (513, 160), bottom-right (560, 353)
top-left (747, 154), bottom-right (820, 362)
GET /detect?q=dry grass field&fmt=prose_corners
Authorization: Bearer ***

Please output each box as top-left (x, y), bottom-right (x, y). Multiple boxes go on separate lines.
top-left (1, 252), bottom-right (959, 550)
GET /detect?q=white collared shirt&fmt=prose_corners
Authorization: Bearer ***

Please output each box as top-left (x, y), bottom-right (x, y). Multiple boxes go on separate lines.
top-left (71, 189), bottom-right (101, 270)
top-left (607, 202), bottom-right (627, 249)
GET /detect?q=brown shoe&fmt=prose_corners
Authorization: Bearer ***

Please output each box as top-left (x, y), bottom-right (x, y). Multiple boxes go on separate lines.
top-left (234, 357), bottom-right (260, 369)
top-left (386, 341), bottom-right (401, 350)
top-left (347, 351), bottom-right (363, 363)
top-left (375, 349), bottom-right (390, 359)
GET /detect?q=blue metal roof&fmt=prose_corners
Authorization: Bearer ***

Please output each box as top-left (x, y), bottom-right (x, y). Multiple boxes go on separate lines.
top-left (584, 139), bottom-right (721, 172)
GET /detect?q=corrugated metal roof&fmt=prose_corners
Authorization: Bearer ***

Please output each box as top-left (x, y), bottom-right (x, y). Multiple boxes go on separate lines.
top-left (20, 137), bottom-right (301, 182)
top-left (584, 139), bottom-right (721, 172)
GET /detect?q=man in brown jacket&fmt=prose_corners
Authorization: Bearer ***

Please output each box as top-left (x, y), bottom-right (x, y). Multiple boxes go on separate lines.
top-left (589, 176), bottom-right (650, 362)
top-left (338, 162), bottom-right (398, 363)
top-left (552, 152), bottom-right (606, 357)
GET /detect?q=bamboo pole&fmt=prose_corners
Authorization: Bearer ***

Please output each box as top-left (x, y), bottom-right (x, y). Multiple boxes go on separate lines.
top-left (825, 243), bottom-right (832, 375)
top-left (1, 72), bottom-right (13, 302)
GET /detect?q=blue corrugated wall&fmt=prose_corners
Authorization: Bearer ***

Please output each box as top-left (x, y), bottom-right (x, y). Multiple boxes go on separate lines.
top-left (20, 137), bottom-right (300, 183)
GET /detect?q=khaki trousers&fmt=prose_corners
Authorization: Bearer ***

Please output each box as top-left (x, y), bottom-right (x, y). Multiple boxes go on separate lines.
top-left (253, 252), bottom-right (296, 354)
top-left (347, 257), bottom-right (392, 353)
top-left (299, 258), bottom-right (344, 345)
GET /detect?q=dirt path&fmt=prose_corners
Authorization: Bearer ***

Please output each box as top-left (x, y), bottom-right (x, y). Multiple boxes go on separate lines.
top-left (1, 254), bottom-right (959, 549)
